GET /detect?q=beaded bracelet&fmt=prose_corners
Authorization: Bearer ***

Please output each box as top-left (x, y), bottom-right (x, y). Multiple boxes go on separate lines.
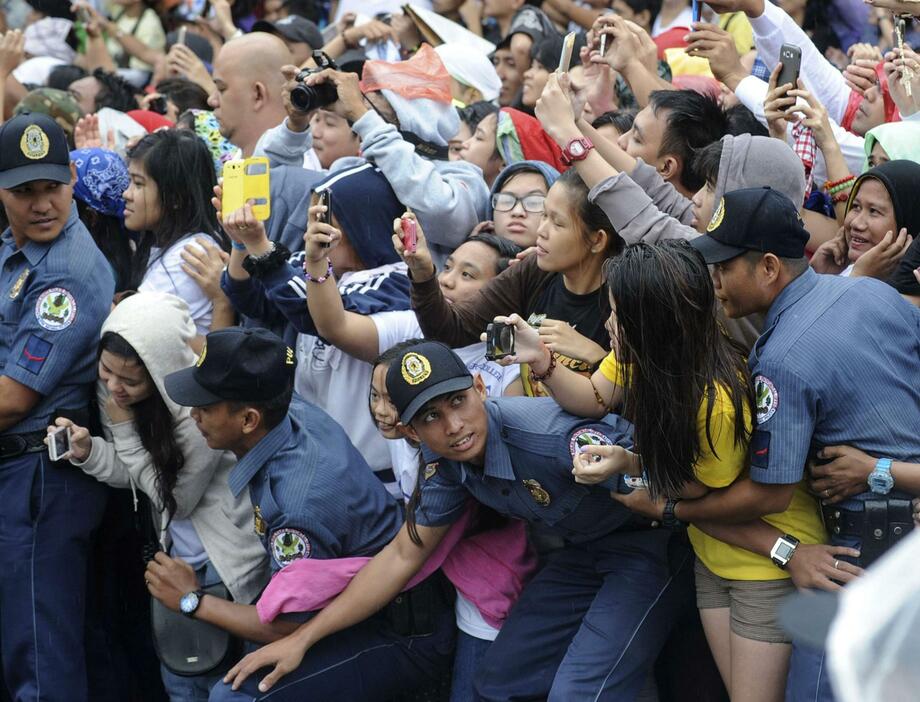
top-left (828, 182), bottom-right (855, 196)
top-left (832, 191), bottom-right (851, 204)
top-left (824, 175), bottom-right (854, 194)
top-left (529, 348), bottom-right (557, 384)
top-left (231, 240), bottom-right (247, 251)
top-left (303, 257), bottom-right (334, 284)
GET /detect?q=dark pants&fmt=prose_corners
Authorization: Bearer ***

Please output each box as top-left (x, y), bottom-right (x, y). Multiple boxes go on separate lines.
top-left (208, 600), bottom-right (455, 701)
top-left (0, 452), bottom-right (107, 702)
top-left (474, 528), bottom-right (694, 702)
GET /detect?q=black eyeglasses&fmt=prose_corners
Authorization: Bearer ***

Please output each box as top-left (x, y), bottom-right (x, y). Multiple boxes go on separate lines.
top-left (491, 193), bottom-right (545, 214)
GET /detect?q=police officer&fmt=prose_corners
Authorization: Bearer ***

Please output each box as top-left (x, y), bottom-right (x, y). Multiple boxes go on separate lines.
top-left (0, 113), bottom-right (115, 701)
top-left (683, 187), bottom-right (920, 702)
top-left (153, 327), bottom-right (455, 701)
top-left (221, 339), bottom-right (693, 700)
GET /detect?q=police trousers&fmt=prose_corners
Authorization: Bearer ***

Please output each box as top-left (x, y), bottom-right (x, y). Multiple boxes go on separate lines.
top-left (474, 526), bottom-right (694, 702)
top-left (0, 451), bottom-right (107, 702)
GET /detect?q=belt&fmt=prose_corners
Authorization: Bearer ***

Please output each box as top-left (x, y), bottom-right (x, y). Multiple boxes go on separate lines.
top-left (0, 430), bottom-right (48, 460)
top-left (384, 570), bottom-right (453, 637)
top-left (823, 499), bottom-right (913, 568)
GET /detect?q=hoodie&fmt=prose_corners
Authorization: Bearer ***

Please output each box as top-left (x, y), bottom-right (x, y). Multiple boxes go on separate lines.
top-left (72, 292), bottom-right (269, 604)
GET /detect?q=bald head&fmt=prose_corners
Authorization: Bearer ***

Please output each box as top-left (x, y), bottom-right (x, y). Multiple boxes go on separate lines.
top-left (208, 32), bottom-right (293, 155)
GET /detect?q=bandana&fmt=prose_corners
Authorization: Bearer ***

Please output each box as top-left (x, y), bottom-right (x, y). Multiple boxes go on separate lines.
top-left (189, 109), bottom-right (237, 177)
top-left (496, 108), bottom-right (567, 173)
top-left (840, 62), bottom-right (900, 134)
top-left (70, 148), bottom-right (130, 218)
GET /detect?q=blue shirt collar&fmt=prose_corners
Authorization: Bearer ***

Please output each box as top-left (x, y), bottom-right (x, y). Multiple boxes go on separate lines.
top-left (228, 412), bottom-right (295, 497)
top-left (0, 203), bottom-right (81, 267)
top-left (763, 268), bottom-right (819, 330)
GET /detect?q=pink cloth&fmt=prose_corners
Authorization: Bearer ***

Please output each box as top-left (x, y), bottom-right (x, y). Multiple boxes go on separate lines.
top-left (256, 504), bottom-right (536, 630)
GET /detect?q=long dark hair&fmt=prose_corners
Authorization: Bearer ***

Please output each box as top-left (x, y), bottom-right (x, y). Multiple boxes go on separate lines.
top-left (604, 241), bottom-right (754, 499)
top-left (126, 129), bottom-right (227, 287)
top-left (75, 200), bottom-right (134, 292)
top-left (100, 332), bottom-right (185, 520)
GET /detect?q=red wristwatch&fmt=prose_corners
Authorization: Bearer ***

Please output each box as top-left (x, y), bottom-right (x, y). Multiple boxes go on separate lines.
top-left (561, 137), bottom-right (594, 166)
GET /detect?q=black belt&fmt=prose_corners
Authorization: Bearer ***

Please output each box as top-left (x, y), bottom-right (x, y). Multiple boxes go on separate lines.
top-left (384, 570), bottom-right (453, 637)
top-left (823, 499), bottom-right (913, 568)
top-left (0, 430), bottom-right (48, 460)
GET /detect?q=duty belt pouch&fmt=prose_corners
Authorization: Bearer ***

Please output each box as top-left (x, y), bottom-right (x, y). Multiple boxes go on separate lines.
top-left (860, 499), bottom-right (914, 569)
top-left (151, 583), bottom-right (234, 676)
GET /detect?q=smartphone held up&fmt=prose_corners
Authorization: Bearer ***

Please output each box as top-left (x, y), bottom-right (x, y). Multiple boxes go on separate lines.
top-left (400, 216), bottom-right (418, 254)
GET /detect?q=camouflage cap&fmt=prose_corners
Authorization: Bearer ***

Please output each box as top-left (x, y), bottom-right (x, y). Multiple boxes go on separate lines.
top-left (14, 88), bottom-right (84, 137)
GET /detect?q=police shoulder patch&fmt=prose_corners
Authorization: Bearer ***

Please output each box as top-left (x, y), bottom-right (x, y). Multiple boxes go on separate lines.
top-left (754, 375), bottom-right (779, 424)
top-left (16, 334), bottom-right (52, 374)
top-left (35, 288), bottom-right (76, 331)
top-left (271, 528), bottom-right (311, 568)
top-left (568, 427), bottom-right (612, 458)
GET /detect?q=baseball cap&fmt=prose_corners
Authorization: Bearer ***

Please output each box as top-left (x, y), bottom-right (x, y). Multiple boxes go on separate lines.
top-left (164, 327), bottom-right (296, 407)
top-left (0, 112), bottom-right (72, 189)
top-left (690, 187), bottom-right (810, 264)
top-left (252, 15), bottom-right (324, 51)
top-left (385, 341), bottom-right (473, 425)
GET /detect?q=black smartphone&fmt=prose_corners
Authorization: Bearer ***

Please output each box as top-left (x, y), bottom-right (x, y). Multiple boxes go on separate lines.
top-left (777, 43), bottom-right (802, 91)
top-left (317, 190), bottom-right (332, 247)
top-left (148, 96), bottom-right (167, 115)
top-left (485, 323), bottom-right (515, 361)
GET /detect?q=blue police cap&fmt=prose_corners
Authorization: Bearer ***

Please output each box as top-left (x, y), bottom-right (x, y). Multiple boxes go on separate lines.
top-left (386, 341), bottom-right (473, 425)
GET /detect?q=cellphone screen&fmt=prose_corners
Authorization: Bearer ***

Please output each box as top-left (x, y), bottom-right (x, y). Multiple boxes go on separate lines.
top-left (49, 427), bottom-right (70, 460)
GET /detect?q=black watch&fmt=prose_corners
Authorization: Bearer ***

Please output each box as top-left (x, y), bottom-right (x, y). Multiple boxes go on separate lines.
top-left (662, 498), bottom-right (685, 529)
top-left (241, 242), bottom-right (291, 278)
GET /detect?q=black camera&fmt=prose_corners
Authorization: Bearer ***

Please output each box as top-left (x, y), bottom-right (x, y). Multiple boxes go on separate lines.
top-left (290, 51), bottom-right (340, 113)
top-left (485, 323), bottom-right (515, 361)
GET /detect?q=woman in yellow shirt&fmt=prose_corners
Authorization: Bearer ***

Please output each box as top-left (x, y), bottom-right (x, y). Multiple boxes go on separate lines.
top-left (492, 241), bottom-right (825, 702)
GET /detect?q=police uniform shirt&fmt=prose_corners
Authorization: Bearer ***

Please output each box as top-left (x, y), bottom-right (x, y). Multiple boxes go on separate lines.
top-left (415, 397), bottom-right (638, 544)
top-left (748, 269), bottom-right (920, 494)
top-left (0, 206), bottom-right (115, 433)
top-left (228, 395), bottom-right (403, 574)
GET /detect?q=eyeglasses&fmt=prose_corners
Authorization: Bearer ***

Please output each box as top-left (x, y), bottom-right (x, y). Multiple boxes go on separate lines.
top-left (491, 193), bottom-right (545, 214)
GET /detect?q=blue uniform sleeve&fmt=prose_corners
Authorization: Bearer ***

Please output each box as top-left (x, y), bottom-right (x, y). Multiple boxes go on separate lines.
top-left (414, 461), bottom-right (468, 528)
top-left (4, 268), bottom-right (111, 395)
top-left (748, 364), bottom-right (817, 485)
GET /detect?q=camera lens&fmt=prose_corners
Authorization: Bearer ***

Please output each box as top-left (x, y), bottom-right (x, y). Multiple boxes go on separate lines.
top-left (290, 81), bottom-right (339, 113)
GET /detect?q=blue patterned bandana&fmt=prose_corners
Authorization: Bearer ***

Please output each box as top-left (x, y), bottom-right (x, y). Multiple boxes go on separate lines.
top-left (70, 148), bottom-right (130, 218)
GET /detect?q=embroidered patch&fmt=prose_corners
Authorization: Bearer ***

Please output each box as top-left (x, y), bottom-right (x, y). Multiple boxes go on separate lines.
top-left (34, 288), bottom-right (76, 331)
top-left (750, 430), bottom-right (771, 469)
top-left (16, 335), bottom-right (52, 374)
top-left (285, 346), bottom-right (295, 365)
top-left (271, 528), bottom-right (311, 568)
top-left (20, 125), bottom-right (50, 160)
top-left (8, 268), bottom-right (29, 300)
top-left (401, 352), bottom-right (431, 385)
top-left (707, 197), bottom-right (725, 232)
top-left (522, 479), bottom-right (551, 507)
top-left (424, 462), bottom-right (438, 480)
top-left (196, 341), bottom-right (207, 367)
top-left (754, 375), bottom-right (779, 424)
top-left (253, 505), bottom-right (267, 536)
top-left (568, 427), bottom-right (613, 459)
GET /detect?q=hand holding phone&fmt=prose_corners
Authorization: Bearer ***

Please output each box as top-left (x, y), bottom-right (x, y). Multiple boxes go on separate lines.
top-left (485, 323), bottom-right (516, 361)
top-left (317, 190), bottom-right (332, 247)
top-left (222, 157), bottom-right (271, 221)
top-left (777, 43), bottom-right (802, 92)
top-left (48, 426), bottom-right (71, 462)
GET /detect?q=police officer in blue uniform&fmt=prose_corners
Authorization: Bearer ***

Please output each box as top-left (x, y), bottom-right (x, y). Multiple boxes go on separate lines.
top-left (0, 113), bottom-right (115, 701)
top-left (685, 187), bottom-right (920, 702)
top-left (221, 340), bottom-right (693, 700)
top-left (151, 327), bottom-right (454, 701)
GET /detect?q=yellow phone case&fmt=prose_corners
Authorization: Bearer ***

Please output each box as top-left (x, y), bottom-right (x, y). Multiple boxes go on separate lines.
top-left (222, 157), bottom-right (271, 221)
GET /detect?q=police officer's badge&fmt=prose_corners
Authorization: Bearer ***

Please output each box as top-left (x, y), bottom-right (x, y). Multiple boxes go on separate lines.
top-left (8, 268), bottom-right (28, 300)
top-left (522, 479), bottom-right (551, 507)
top-left (401, 352), bottom-right (431, 385)
top-left (271, 528), bottom-right (311, 568)
top-left (253, 505), bottom-right (267, 536)
top-left (424, 462), bottom-right (438, 480)
top-left (754, 375), bottom-right (779, 424)
top-left (20, 124), bottom-right (50, 160)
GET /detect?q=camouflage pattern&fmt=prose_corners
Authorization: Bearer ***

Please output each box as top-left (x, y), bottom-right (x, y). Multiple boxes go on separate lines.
top-left (14, 88), bottom-right (84, 137)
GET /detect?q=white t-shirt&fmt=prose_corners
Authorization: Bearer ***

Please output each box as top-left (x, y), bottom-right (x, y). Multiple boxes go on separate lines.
top-left (140, 235), bottom-right (213, 336)
top-left (372, 310), bottom-right (520, 398)
top-left (652, 6), bottom-right (694, 36)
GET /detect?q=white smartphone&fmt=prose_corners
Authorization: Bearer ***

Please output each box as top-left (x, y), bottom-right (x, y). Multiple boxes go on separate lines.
top-left (558, 31), bottom-right (577, 74)
top-left (48, 426), bottom-right (71, 461)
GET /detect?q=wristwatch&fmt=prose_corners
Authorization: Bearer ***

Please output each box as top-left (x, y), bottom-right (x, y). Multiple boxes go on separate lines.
top-left (662, 498), bottom-right (685, 529)
top-left (242, 242), bottom-right (291, 279)
top-left (561, 137), bottom-right (594, 166)
top-left (179, 589), bottom-right (205, 618)
top-left (868, 457), bottom-right (895, 495)
top-left (770, 533), bottom-right (800, 569)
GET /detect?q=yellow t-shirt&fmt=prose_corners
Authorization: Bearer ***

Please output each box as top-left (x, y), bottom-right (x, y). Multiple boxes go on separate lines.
top-left (719, 12), bottom-right (755, 55)
top-left (598, 350), bottom-right (827, 581)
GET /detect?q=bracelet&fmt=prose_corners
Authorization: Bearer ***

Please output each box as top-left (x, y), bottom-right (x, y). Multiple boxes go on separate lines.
top-left (303, 257), bottom-right (334, 284)
top-left (832, 191), bottom-right (851, 204)
top-left (528, 348), bottom-right (557, 383)
top-left (589, 376), bottom-right (608, 408)
top-left (231, 240), bottom-right (247, 251)
top-left (824, 175), bottom-right (854, 193)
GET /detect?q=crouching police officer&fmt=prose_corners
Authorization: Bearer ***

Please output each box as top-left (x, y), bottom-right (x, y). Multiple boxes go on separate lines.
top-left (221, 340), bottom-right (693, 701)
top-left (152, 327), bottom-right (454, 701)
top-left (684, 187), bottom-right (920, 702)
top-left (0, 113), bottom-right (115, 700)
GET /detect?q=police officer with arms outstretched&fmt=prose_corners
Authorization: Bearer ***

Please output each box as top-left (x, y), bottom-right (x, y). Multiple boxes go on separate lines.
top-left (222, 339), bottom-right (693, 701)
top-left (0, 113), bottom-right (115, 701)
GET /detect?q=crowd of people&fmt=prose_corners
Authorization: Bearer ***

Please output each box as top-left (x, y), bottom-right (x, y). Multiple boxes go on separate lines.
top-left (1, 0), bottom-right (919, 700)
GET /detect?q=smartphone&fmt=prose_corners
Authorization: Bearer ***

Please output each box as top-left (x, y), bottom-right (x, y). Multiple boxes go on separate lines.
top-left (400, 217), bottom-right (417, 254)
top-left (558, 31), bottom-right (577, 74)
top-left (177, 25), bottom-right (187, 46)
top-left (222, 157), bottom-right (271, 221)
top-left (148, 95), bottom-right (167, 115)
top-left (615, 474), bottom-right (649, 494)
top-left (48, 426), bottom-right (71, 462)
top-left (317, 190), bottom-right (332, 247)
top-left (599, 33), bottom-right (608, 57)
top-left (777, 43), bottom-right (802, 91)
top-left (76, 5), bottom-right (91, 25)
top-left (485, 323), bottom-right (515, 361)
top-left (691, 0), bottom-right (702, 23)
